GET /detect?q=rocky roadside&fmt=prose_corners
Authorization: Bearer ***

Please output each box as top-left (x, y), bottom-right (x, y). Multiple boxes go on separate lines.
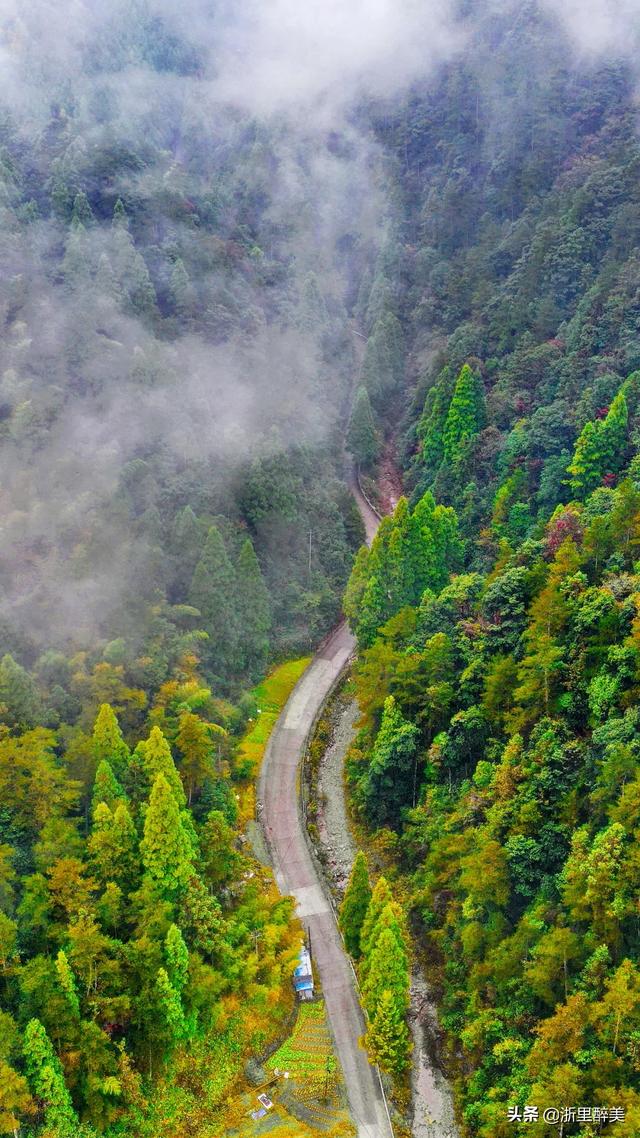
top-left (307, 686), bottom-right (460, 1138)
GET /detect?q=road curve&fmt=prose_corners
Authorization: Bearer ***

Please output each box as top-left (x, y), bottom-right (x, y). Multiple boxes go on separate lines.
top-left (259, 479), bottom-right (392, 1138)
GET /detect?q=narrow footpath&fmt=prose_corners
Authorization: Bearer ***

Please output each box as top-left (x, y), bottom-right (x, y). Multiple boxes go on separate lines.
top-left (258, 482), bottom-right (390, 1138)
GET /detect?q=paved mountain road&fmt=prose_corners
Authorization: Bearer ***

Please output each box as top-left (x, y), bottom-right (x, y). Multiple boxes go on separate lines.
top-left (258, 480), bottom-right (393, 1138)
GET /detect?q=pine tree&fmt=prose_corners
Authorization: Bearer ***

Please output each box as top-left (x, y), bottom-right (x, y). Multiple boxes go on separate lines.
top-left (188, 525), bottom-right (239, 674)
top-left (362, 697), bottom-right (420, 827)
top-left (170, 257), bottom-right (196, 320)
top-left (92, 704), bottom-right (130, 780)
top-left (23, 1018), bottom-right (78, 1137)
top-left (339, 851), bottom-right (371, 958)
top-left (234, 538), bottom-right (271, 677)
top-left (364, 988), bottom-right (411, 1076)
top-left (567, 391), bottom-right (629, 496)
top-left (175, 712), bottom-right (216, 805)
top-left (70, 191), bottom-right (94, 229)
top-left (442, 363), bottom-right (486, 464)
top-left (140, 774), bottom-right (195, 897)
top-left (55, 950), bottom-right (80, 1019)
top-left (91, 759), bottom-right (124, 814)
top-left (112, 198), bottom-right (128, 228)
top-left (418, 367), bottom-right (455, 475)
top-left (171, 505), bottom-right (205, 594)
top-left (363, 926), bottom-right (410, 1019)
top-left (347, 387), bottom-right (380, 469)
top-left (140, 726), bottom-right (186, 807)
top-left (165, 924), bottom-right (189, 993)
top-left (88, 801), bottom-right (139, 892)
top-left (153, 967), bottom-right (186, 1053)
top-left (360, 877), bottom-right (394, 961)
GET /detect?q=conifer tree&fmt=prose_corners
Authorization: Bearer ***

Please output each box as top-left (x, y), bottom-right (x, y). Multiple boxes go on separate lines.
top-left (362, 697), bottom-right (420, 827)
top-left (360, 877), bottom-right (394, 961)
top-left (140, 774), bottom-right (195, 897)
top-left (92, 704), bottom-right (130, 780)
top-left (70, 191), bottom-right (94, 229)
top-left (88, 801), bottom-right (139, 892)
top-left (364, 988), bottom-right (411, 1076)
top-left (363, 926), bottom-right (410, 1018)
top-left (234, 538), bottom-right (271, 677)
top-left (165, 924), bottom-right (189, 993)
top-left (339, 851), bottom-right (371, 958)
top-left (567, 390), bottom-right (629, 495)
top-left (170, 257), bottom-right (196, 320)
top-left (23, 1018), bottom-right (78, 1137)
top-left (153, 967), bottom-right (187, 1053)
top-left (175, 711), bottom-right (216, 805)
top-left (188, 525), bottom-right (239, 674)
top-left (347, 387), bottom-right (380, 469)
top-left (91, 759), bottom-right (124, 814)
top-left (140, 726), bottom-right (186, 807)
top-left (171, 505), bottom-right (205, 594)
top-left (55, 950), bottom-right (80, 1019)
top-left (442, 363), bottom-right (486, 464)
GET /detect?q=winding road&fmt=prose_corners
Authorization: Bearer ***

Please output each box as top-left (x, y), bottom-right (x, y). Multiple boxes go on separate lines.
top-left (258, 479), bottom-right (392, 1138)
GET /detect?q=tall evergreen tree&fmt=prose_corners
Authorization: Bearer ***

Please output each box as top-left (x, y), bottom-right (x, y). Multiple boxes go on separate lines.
top-left (188, 525), bottom-right (239, 676)
top-left (362, 697), bottom-right (419, 827)
top-left (442, 363), bottom-right (486, 464)
top-left (23, 1018), bottom-right (78, 1137)
top-left (91, 759), bottom-right (124, 815)
top-left (567, 390), bottom-right (629, 495)
top-left (360, 877), bottom-right (394, 962)
top-left (339, 851), bottom-right (372, 958)
top-left (139, 726), bottom-right (186, 807)
top-left (140, 774), bottom-right (195, 897)
top-left (164, 924), bottom-right (189, 993)
top-left (364, 988), bottom-right (411, 1076)
top-left (234, 538), bottom-right (271, 677)
top-left (347, 386), bottom-right (380, 469)
top-left (55, 950), bottom-right (80, 1019)
top-left (92, 704), bottom-right (130, 780)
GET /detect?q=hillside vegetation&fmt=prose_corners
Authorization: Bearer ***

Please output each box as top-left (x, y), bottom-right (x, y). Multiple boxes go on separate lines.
top-left (345, 4), bottom-right (640, 1135)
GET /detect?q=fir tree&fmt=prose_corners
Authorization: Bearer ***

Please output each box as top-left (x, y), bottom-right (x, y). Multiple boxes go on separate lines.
top-left (92, 704), bottom-right (130, 780)
top-left (70, 191), bottom-right (94, 229)
top-left (567, 391), bottom-right (629, 496)
top-left (91, 759), bottom-right (124, 815)
top-left (139, 726), bottom-right (186, 807)
top-left (171, 505), bottom-right (205, 594)
top-left (188, 525), bottom-right (239, 674)
top-left (360, 877), bottom-right (394, 962)
top-left (153, 967), bottom-right (187, 1053)
top-left (347, 386), bottom-right (380, 469)
top-left (363, 926), bottom-right (410, 1019)
top-left (140, 774), bottom-right (195, 897)
top-left (364, 988), bottom-right (411, 1076)
top-left (362, 697), bottom-right (420, 827)
top-left (23, 1018), bottom-right (78, 1137)
top-left (55, 950), bottom-right (80, 1019)
top-left (339, 851), bottom-right (371, 958)
top-left (234, 538), bottom-right (271, 677)
top-left (442, 363), bottom-right (486, 464)
top-left (165, 924), bottom-right (189, 993)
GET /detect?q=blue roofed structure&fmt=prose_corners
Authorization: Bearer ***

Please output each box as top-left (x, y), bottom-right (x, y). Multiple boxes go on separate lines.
top-left (293, 946), bottom-right (314, 1000)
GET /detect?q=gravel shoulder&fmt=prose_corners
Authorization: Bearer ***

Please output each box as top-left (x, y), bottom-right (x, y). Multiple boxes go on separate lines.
top-left (313, 693), bottom-right (460, 1138)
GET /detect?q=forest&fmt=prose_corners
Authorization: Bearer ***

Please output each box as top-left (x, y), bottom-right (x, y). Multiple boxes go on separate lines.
top-left (2, 0), bottom-right (640, 1136)
top-left (343, 2), bottom-right (640, 1135)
